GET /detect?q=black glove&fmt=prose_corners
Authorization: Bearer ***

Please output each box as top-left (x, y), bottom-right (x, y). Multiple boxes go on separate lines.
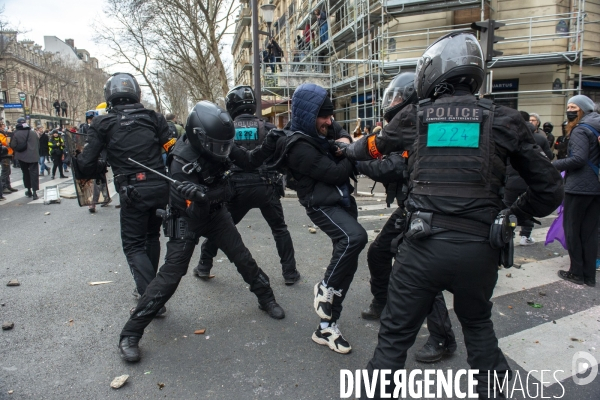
top-left (262, 130), bottom-right (284, 153)
top-left (332, 141), bottom-right (349, 158)
top-left (119, 185), bottom-right (142, 207)
top-left (176, 181), bottom-right (207, 202)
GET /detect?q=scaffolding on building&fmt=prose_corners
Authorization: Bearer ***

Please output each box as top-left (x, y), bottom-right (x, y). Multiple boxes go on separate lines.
top-left (232, 0), bottom-right (591, 130)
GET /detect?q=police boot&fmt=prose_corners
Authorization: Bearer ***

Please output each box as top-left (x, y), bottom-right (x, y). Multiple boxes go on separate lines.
top-left (361, 299), bottom-right (385, 320)
top-left (25, 189), bottom-right (32, 198)
top-left (193, 262), bottom-right (213, 280)
top-left (259, 300), bottom-right (285, 319)
top-left (414, 337), bottom-right (456, 363)
top-left (118, 336), bottom-right (141, 362)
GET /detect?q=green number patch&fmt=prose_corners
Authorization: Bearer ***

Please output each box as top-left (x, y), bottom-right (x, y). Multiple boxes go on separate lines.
top-left (426, 123), bottom-right (480, 148)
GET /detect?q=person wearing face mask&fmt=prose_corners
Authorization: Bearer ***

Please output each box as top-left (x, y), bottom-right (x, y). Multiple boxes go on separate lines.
top-left (543, 122), bottom-right (555, 150)
top-left (552, 95), bottom-right (600, 287)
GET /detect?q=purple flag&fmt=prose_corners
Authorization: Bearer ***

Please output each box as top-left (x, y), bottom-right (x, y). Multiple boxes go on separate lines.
top-left (545, 171), bottom-right (567, 249)
top-left (545, 203), bottom-right (567, 249)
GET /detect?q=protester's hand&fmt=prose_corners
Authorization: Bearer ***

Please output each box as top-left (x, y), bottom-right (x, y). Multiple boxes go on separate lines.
top-left (333, 141), bottom-right (349, 157)
top-left (176, 181), bottom-right (206, 202)
top-left (263, 130), bottom-right (284, 153)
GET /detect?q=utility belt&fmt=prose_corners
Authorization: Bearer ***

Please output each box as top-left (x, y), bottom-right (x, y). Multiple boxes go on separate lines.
top-left (394, 210), bottom-right (517, 268)
top-left (114, 171), bottom-right (165, 188)
top-left (156, 207), bottom-right (199, 242)
top-left (229, 170), bottom-right (285, 196)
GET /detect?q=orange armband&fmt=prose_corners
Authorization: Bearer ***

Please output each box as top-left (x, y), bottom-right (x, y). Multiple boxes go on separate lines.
top-left (163, 138), bottom-right (176, 152)
top-left (367, 134), bottom-right (382, 159)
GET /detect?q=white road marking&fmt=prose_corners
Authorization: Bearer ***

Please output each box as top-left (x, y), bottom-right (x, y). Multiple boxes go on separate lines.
top-left (499, 305), bottom-right (600, 386)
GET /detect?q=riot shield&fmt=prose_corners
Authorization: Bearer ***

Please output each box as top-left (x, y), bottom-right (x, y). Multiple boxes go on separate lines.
top-left (63, 130), bottom-right (111, 207)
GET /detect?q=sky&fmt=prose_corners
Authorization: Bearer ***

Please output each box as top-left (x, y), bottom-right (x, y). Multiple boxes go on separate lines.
top-left (3, 0), bottom-right (236, 86)
top-left (3, 0), bottom-right (113, 68)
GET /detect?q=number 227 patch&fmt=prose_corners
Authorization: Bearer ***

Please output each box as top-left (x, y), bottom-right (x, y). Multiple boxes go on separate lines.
top-left (426, 122), bottom-right (480, 148)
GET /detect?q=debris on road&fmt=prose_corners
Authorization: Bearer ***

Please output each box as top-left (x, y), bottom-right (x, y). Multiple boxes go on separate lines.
top-left (374, 229), bottom-right (381, 233)
top-left (8, 390), bottom-right (13, 394)
top-left (527, 301), bottom-right (543, 308)
top-left (508, 306), bottom-right (513, 309)
top-left (506, 273), bottom-right (512, 278)
top-left (2, 322), bottom-right (14, 330)
top-left (158, 383), bottom-right (165, 390)
top-left (110, 375), bottom-right (129, 389)
top-left (144, 371), bottom-right (152, 375)
top-left (513, 264), bottom-right (522, 269)
top-left (45, 212), bottom-right (51, 215)
top-left (88, 281), bottom-right (113, 286)
top-left (539, 292), bottom-right (546, 296)
top-left (194, 329), bottom-right (206, 335)
top-left (570, 337), bottom-right (584, 343)
top-left (7, 280), bottom-right (20, 286)
top-left (308, 228), bottom-right (317, 234)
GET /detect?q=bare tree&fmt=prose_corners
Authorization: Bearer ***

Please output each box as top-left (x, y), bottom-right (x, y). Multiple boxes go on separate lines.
top-left (95, 0), bottom-right (163, 111)
top-left (158, 67), bottom-right (190, 120)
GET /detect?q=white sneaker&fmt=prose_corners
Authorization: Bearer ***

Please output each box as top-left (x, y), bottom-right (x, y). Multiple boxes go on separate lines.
top-left (313, 282), bottom-right (342, 320)
top-left (312, 322), bottom-right (352, 354)
top-left (519, 236), bottom-right (535, 246)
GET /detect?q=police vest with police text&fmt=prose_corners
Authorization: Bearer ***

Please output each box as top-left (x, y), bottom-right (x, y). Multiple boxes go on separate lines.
top-left (410, 96), bottom-right (504, 199)
top-left (233, 115), bottom-right (266, 151)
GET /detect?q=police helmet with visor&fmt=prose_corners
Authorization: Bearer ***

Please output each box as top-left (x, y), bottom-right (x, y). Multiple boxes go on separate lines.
top-left (103, 72), bottom-right (142, 106)
top-left (381, 72), bottom-right (417, 122)
top-left (415, 32), bottom-right (485, 100)
top-left (185, 101), bottom-right (235, 162)
top-left (225, 85), bottom-right (256, 120)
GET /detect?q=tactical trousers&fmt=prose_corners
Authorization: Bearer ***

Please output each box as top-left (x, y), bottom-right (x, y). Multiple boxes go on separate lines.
top-left (306, 196), bottom-right (368, 321)
top-left (199, 184), bottom-right (296, 277)
top-left (119, 181), bottom-right (168, 297)
top-left (564, 193), bottom-right (600, 284)
top-left (366, 233), bottom-right (510, 398)
top-left (368, 207), bottom-right (454, 345)
top-left (1, 158), bottom-right (11, 188)
top-left (19, 161), bottom-right (39, 191)
top-left (121, 206), bottom-right (275, 338)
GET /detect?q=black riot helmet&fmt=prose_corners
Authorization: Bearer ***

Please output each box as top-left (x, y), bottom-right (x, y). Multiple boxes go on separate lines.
top-left (225, 85), bottom-right (256, 119)
top-left (185, 101), bottom-right (235, 162)
top-left (415, 32), bottom-right (485, 99)
top-left (103, 72), bottom-right (142, 106)
top-left (381, 72), bottom-right (417, 122)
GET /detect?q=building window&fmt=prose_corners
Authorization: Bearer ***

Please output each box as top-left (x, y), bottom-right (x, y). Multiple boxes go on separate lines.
top-left (388, 38), bottom-right (396, 52)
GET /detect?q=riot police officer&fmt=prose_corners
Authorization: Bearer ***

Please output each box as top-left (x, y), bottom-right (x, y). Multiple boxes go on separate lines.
top-left (117, 101), bottom-right (285, 362)
top-left (195, 86), bottom-right (300, 285)
top-left (76, 73), bottom-right (173, 311)
top-left (355, 72), bottom-right (456, 363)
top-left (343, 33), bottom-right (563, 398)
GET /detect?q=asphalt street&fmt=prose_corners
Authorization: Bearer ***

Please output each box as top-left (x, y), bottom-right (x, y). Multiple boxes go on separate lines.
top-left (0, 169), bottom-right (599, 400)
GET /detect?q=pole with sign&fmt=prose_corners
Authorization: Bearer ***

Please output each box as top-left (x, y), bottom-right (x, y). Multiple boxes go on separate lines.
top-left (18, 92), bottom-right (26, 118)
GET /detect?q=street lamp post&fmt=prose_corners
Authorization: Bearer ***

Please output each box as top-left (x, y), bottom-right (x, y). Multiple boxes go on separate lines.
top-left (251, 1), bottom-right (276, 117)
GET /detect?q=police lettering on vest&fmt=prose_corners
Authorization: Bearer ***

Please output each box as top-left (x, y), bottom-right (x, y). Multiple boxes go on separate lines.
top-left (411, 97), bottom-right (503, 199)
top-left (233, 117), bottom-right (263, 151)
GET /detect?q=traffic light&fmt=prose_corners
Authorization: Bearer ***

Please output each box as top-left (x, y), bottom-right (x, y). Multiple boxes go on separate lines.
top-left (471, 19), bottom-right (505, 62)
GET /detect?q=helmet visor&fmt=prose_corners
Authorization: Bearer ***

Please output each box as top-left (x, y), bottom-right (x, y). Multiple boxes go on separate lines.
top-left (195, 128), bottom-right (234, 157)
top-left (381, 87), bottom-right (406, 110)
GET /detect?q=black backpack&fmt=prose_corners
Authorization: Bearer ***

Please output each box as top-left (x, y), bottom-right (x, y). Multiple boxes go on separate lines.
top-left (167, 121), bottom-right (178, 139)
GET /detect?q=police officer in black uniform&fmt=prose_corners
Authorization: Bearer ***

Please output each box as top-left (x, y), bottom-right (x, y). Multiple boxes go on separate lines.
top-left (195, 86), bottom-right (300, 285)
top-left (342, 33), bottom-right (563, 398)
top-left (78, 110), bottom-right (95, 134)
top-left (76, 73), bottom-right (174, 313)
top-left (355, 72), bottom-right (456, 363)
top-left (117, 101), bottom-right (285, 362)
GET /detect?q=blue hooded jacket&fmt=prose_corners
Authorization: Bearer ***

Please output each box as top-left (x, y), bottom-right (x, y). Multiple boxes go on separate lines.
top-left (286, 83), bottom-right (354, 207)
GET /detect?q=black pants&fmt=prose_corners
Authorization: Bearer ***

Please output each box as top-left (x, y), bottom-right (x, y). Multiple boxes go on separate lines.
top-left (19, 161), bottom-right (39, 191)
top-left (119, 181), bottom-right (168, 297)
top-left (61, 108), bottom-right (67, 117)
top-left (306, 196), bottom-right (368, 321)
top-left (121, 206), bottom-right (275, 338)
top-left (366, 233), bottom-right (510, 398)
top-left (51, 154), bottom-right (65, 177)
top-left (368, 207), bottom-right (454, 346)
top-left (199, 184), bottom-right (296, 277)
top-left (1, 158), bottom-right (12, 189)
top-left (564, 193), bottom-right (600, 284)
top-left (504, 189), bottom-right (533, 237)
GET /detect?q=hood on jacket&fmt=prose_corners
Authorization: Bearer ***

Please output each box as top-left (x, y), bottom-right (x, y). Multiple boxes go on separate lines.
top-left (578, 112), bottom-right (600, 133)
top-left (290, 83), bottom-right (329, 139)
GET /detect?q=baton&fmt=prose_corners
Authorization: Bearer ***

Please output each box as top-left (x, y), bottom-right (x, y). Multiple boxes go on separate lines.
top-left (128, 158), bottom-right (182, 186)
